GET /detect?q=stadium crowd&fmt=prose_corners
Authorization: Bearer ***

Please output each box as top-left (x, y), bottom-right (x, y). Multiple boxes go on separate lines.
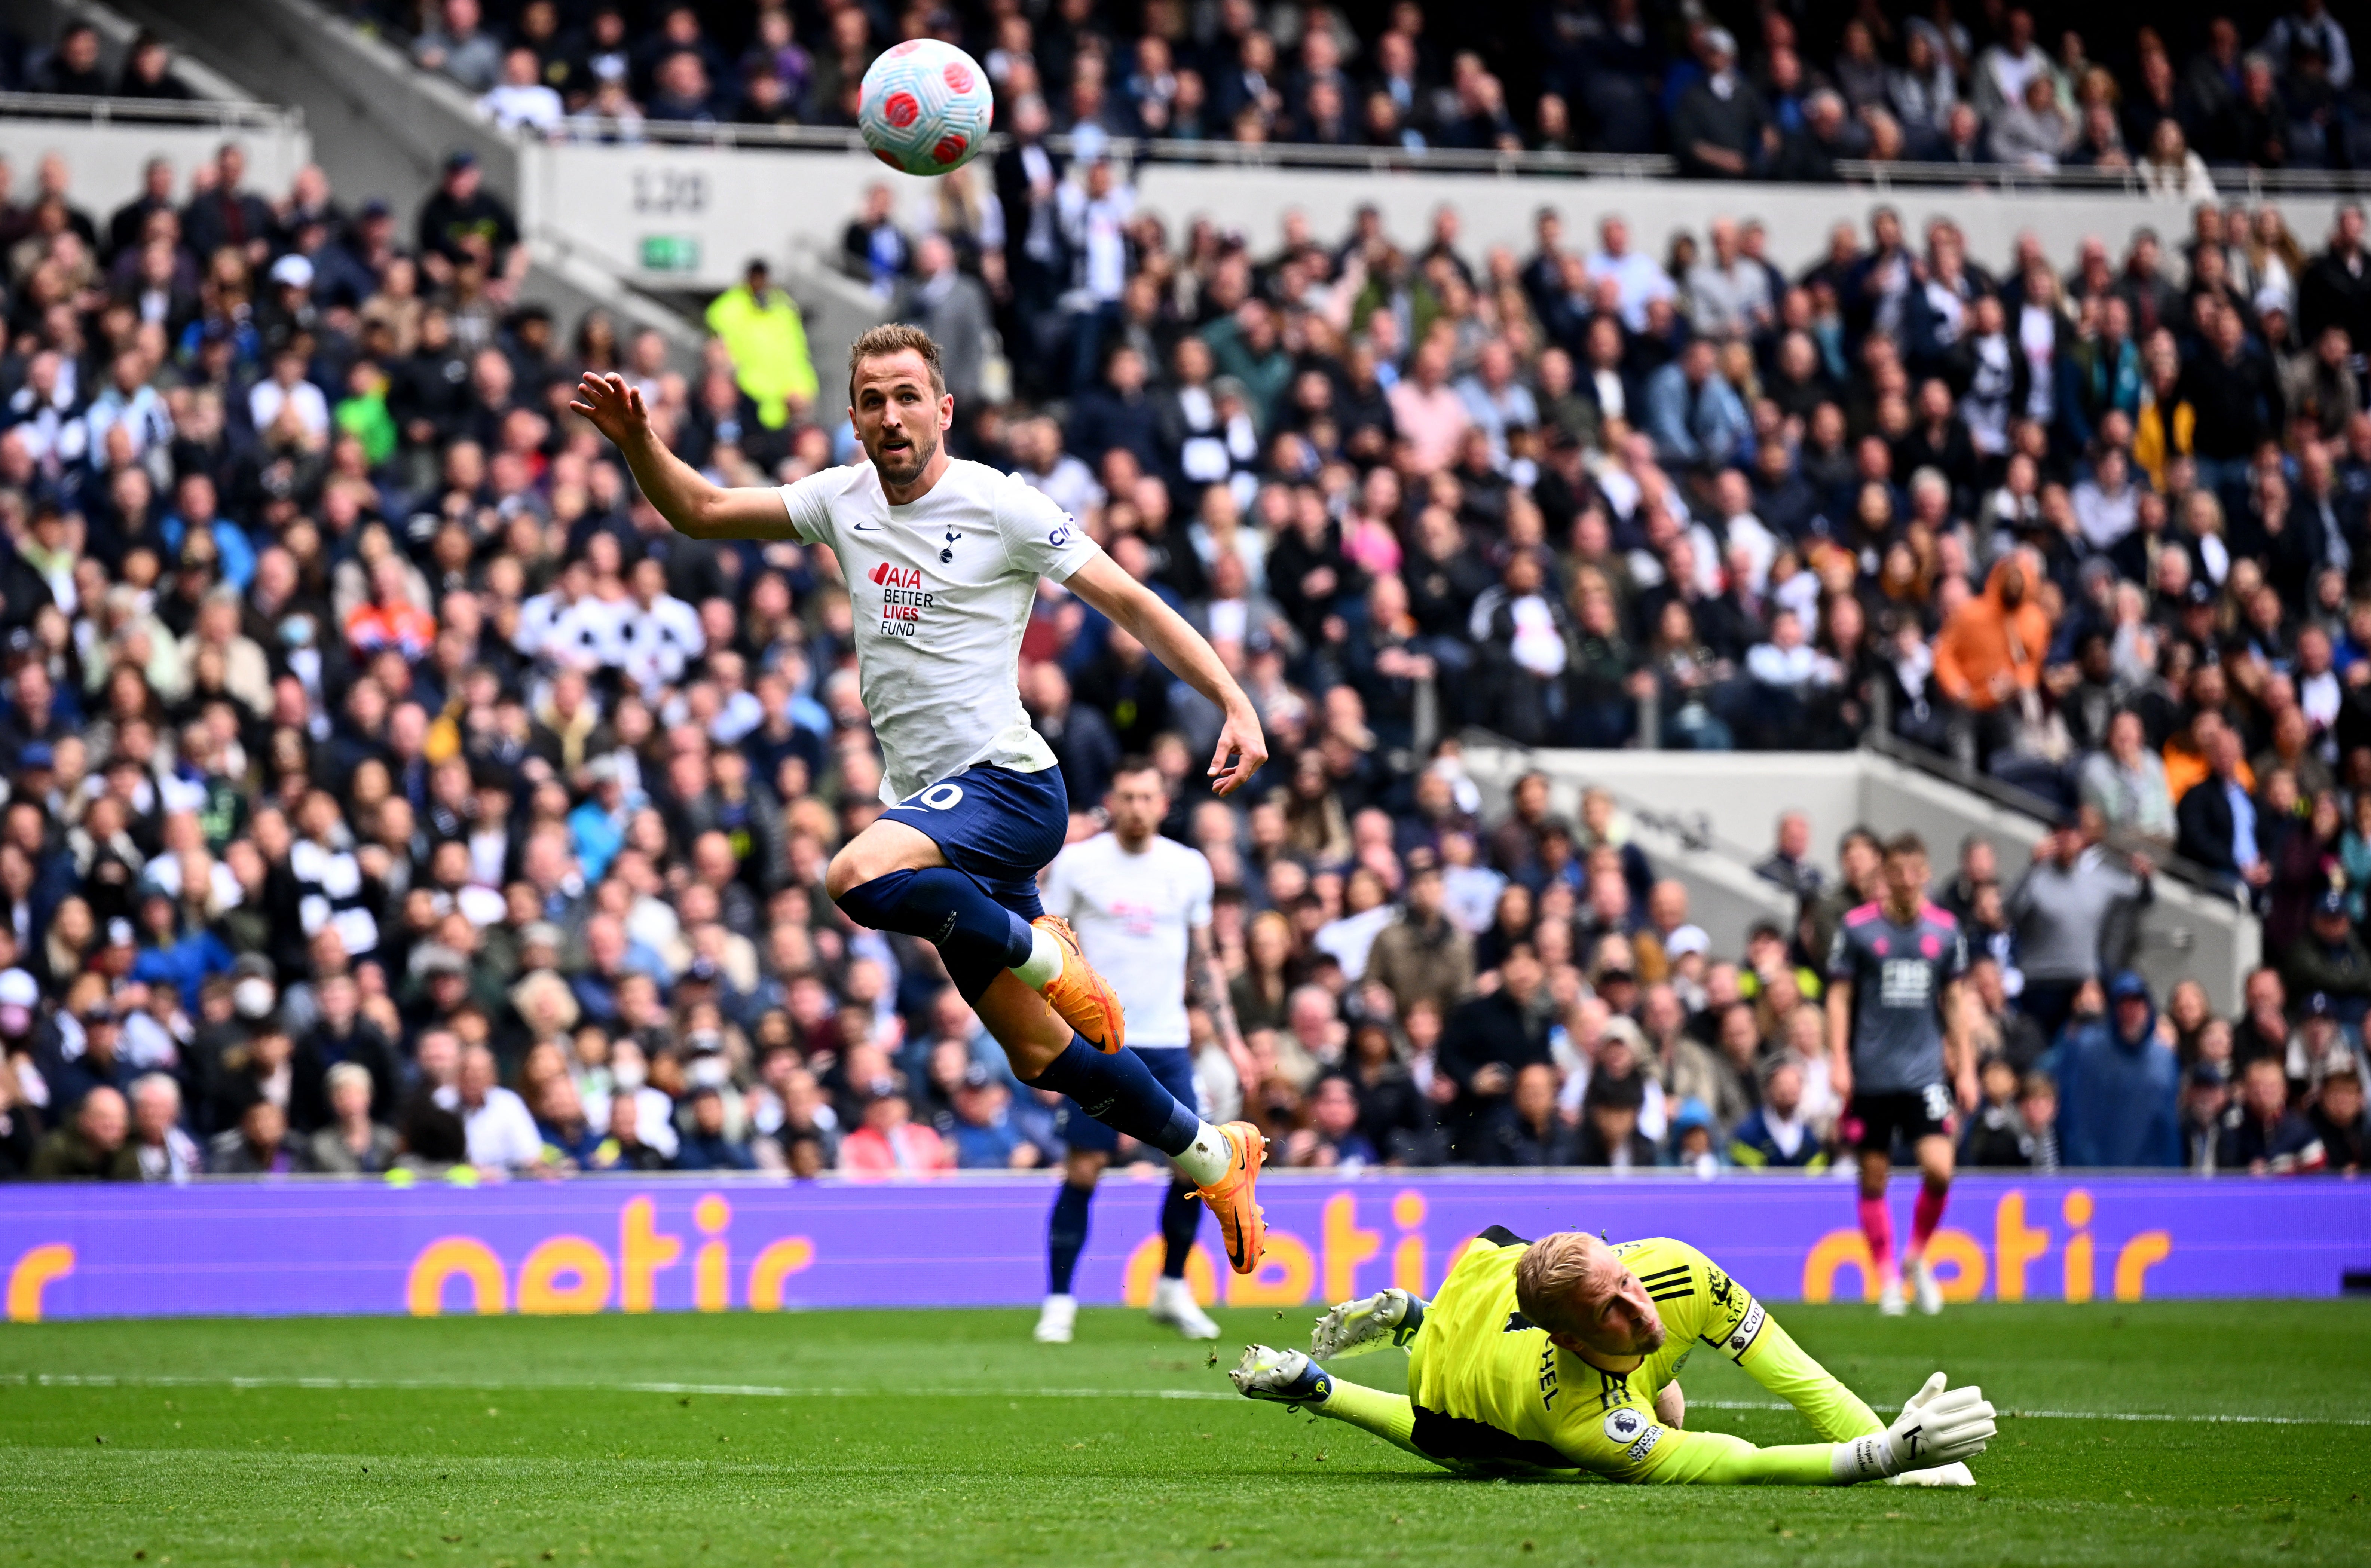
top-left (2, 6), bottom-right (2371, 1181)
top-left (359, 0), bottom-right (2371, 181)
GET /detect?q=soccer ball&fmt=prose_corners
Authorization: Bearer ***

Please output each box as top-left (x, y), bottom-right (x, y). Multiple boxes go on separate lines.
top-left (858, 39), bottom-right (994, 177)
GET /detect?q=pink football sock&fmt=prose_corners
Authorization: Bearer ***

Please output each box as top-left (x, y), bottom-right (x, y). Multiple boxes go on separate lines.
top-left (1908, 1184), bottom-right (1948, 1261)
top-left (1857, 1194), bottom-right (1898, 1285)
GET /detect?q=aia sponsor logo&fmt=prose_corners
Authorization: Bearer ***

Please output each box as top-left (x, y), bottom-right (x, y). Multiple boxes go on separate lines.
top-left (870, 561), bottom-right (926, 588)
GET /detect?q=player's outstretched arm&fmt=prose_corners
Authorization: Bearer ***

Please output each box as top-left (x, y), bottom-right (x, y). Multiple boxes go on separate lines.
top-left (569, 372), bottom-right (799, 540)
top-left (1064, 553), bottom-right (1268, 796)
top-left (1625, 1375), bottom-right (1991, 1486)
top-left (1732, 1302), bottom-right (1886, 1442)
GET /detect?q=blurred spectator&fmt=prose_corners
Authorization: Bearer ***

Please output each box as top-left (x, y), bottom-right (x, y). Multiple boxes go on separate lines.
top-left (941, 1063), bottom-right (1041, 1169)
top-left (128, 1072), bottom-right (201, 1182)
top-left (209, 1097), bottom-right (298, 1175)
top-left (705, 257), bottom-right (817, 428)
top-left (1476, 1060), bottom-right (1579, 1166)
top-left (587, 1091), bottom-right (670, 1173)
top-left (482, 46), bottom-right (565, 135)
top-left (31, 1085), bottom-right (135, 1179)
top-left (1438, 944), bottom-right (1550, 1156)
top-left (2221, 1056), bottom-right (2329, 1172)
top-left (2177, 725), bottom-right (2274, 899)
top-left (2309, 1058), bottom-right (2368, 1172)
top-left (2046, 971), bottom-right (2182, 1166)
top-left (1934, 557), bottom-right (2050, 769)
top-left (117, 32), bottom-right (190, 100)
top-left (1362, 861), bottom-right (1474, 1020)
top-left (33, 21), bottom-right (106, 96)
top-left (305, 1060), bottom-right (399, 1174)
top-left (2014, 1071), bottom-right (2062, 1171)
top-left (412, 0), bottom-right (504, 93)
top-left (1574, 1067), bottom-right (1656, 1167)
top-left (2283, 890), bottom-right (2371, 1023)
top-left (439, 1043), bottom-right (542, 1170)
top-left (1671, 28), bottom-right (1770, 180)
top-left (1960, 1055), bottom-right (2039, 1167)
top-left (674, 1084), bottom-right (755, 1170)
top-left (2182, 1060), bottom-right (2237, 1170)
top-left (839, 1088), bottom-right (952, 1176)
top-left (1725, 1057), bottom-right (1827, 1170)
top-left (2008, 815), bottom-right (2151, 1041)
top-left (1754, 811), bottom-right (1824, 898)
top-left (2078, 711), bottom-right (2175, 849)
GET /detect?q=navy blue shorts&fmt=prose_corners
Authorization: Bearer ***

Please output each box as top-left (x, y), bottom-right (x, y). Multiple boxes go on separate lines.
top-left (878, 763), bottom-right (1069, 921)
top-left (1057, 1045), bottom-right (1202, 1154)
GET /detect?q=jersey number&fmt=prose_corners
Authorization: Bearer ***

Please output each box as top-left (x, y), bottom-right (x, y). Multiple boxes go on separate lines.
top-left (1922, 1083), bottom-right (1952, 1123)
top-left (904, 783), bottom-right (966, 811)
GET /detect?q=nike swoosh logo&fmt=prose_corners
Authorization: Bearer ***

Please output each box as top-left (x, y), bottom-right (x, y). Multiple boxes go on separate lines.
top-left (850, 522), bottom-right (884, 531)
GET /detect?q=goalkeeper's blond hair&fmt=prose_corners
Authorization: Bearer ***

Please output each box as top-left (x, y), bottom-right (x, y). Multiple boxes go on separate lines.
top-left (1515, 1232), bottom-right (1618, 1339)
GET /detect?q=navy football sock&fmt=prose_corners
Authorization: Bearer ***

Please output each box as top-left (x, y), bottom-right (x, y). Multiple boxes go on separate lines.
top-left (835, 867), bottom-right (1035, 1000)
top-left (1159, 1179), bottom-right (1202, 1279)
top-left (1024, 1036), bottom-right (1200, 1157)
top-left (1047, 1180), bottom-right (1095, 1295)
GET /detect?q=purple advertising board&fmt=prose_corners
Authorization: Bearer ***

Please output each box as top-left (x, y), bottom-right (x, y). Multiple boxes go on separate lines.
top-left (5, 1174), bottom-right (2368, 1322)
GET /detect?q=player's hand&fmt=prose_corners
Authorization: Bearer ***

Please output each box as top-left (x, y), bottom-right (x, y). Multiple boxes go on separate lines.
top-left (1956, 1067), bottom-right (1981, 1115)
top-left (1833, 1372), bottom-right (1996, 1481)
top-left (1207, 704), bottom-right (1268, 797)
top-left (1829, 1057), bottom-right (1852, 1105)
top-left (568, 372), bottom-right (651, 448)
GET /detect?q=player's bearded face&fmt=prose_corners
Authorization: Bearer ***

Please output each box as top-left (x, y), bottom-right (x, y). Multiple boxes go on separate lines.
top-left (853, 356), bottom-right (946, 484)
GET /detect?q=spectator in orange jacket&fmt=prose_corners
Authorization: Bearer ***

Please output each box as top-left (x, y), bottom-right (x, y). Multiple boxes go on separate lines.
top-left (1934, 555), bottom-right (2053, 766)
top-left (344, 553), bottom-right (437, 661)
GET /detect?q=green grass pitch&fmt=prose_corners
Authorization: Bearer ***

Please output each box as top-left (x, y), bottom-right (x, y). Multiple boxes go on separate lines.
top-left (3, 1301), bottom-right (2366, 1566)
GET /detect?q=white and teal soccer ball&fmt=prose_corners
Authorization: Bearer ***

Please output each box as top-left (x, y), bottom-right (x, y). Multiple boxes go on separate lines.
top-left (858, 39), bottom-right (994, 177)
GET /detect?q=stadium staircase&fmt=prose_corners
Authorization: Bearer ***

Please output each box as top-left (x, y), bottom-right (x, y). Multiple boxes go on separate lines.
top-left (92, 0), bottom-right (887, 377)
top-left (1459, 735), bottom-right (2259, 1012)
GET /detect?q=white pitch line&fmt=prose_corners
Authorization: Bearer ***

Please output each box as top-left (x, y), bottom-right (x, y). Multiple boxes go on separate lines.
top-left (9, 1372), bottom-right (2370, 1425)
top-left (0, 1372), bottom-right (1233, 1402)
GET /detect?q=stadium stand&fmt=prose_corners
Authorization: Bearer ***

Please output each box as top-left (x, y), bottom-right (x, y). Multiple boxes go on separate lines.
top-left (0, 5), bottom-right (2367, 1186)
top-left (349, 0), bottom-right (2371, 181)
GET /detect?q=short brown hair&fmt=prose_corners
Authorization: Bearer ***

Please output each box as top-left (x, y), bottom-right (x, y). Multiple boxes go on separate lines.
top-left (847, 322), bottom-right (945, 403)
top-left (1882, 831), bottom-right (1928, 862)
top-left (1513, 1232), bottom-right (1608, 1339)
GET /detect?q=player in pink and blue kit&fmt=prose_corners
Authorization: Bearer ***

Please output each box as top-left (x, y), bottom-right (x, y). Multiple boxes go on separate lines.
top-left (1823, 833), bottom-right (1978, 1317)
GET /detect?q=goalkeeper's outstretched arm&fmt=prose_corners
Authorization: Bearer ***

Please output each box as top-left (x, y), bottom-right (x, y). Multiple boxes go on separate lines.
top-left (1731, 1302), bottom-right (1887, 1442)
top-left (1236, 1351), bottom-right (1990, 1487)
top-left (1291, 1371), bottom-right (1978, 1486)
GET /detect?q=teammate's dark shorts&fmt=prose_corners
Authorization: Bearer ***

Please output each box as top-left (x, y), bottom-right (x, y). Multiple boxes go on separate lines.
top-left (1841, 1085), bottom-right (1955, 1154)
top-left (878, 763), bottom-right (1068, 921)
top-left (1057, 1046), bottom-right (1200, 1154)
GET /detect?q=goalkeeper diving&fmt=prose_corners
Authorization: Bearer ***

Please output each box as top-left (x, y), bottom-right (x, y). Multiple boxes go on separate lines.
top-left (1230, 1227), bottom-right (1994, 1486)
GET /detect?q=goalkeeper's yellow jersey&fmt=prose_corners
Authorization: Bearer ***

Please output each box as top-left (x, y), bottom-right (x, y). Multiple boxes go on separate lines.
top-left (1406, 1229), bottom-right (1882, 1482)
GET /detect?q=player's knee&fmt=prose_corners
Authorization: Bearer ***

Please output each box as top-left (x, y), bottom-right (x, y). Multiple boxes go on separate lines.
top-left (825, 845), bottom-right (875, 904)
top-left (1064, 1151), bottom-right (1107, 1186)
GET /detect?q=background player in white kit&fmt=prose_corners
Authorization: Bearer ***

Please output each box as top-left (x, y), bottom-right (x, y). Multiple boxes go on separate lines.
top-left (570, 325), bottom-right (1274, 1273)
top-left (1033, 760), bottom-right (1252, 1344)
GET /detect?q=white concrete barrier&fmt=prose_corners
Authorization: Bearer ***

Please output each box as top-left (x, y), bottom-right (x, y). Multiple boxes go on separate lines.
top-left (1459, 744), bottom-right (2258, 1012)
top-left (0, 107), bottom-right (310, 212)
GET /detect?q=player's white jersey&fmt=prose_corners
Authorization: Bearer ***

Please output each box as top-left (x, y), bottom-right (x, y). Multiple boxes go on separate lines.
top-left (778, 458), bottom-right (1098, 802)
top-left (1040, 831), bottom-right (1213, 1050)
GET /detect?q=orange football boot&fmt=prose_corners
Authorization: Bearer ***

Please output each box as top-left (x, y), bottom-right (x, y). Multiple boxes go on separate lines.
top-left (1194, 1121), bottom-right (1270, 1274)
top-left (1030, 914), bottom-right (1126, 1052)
